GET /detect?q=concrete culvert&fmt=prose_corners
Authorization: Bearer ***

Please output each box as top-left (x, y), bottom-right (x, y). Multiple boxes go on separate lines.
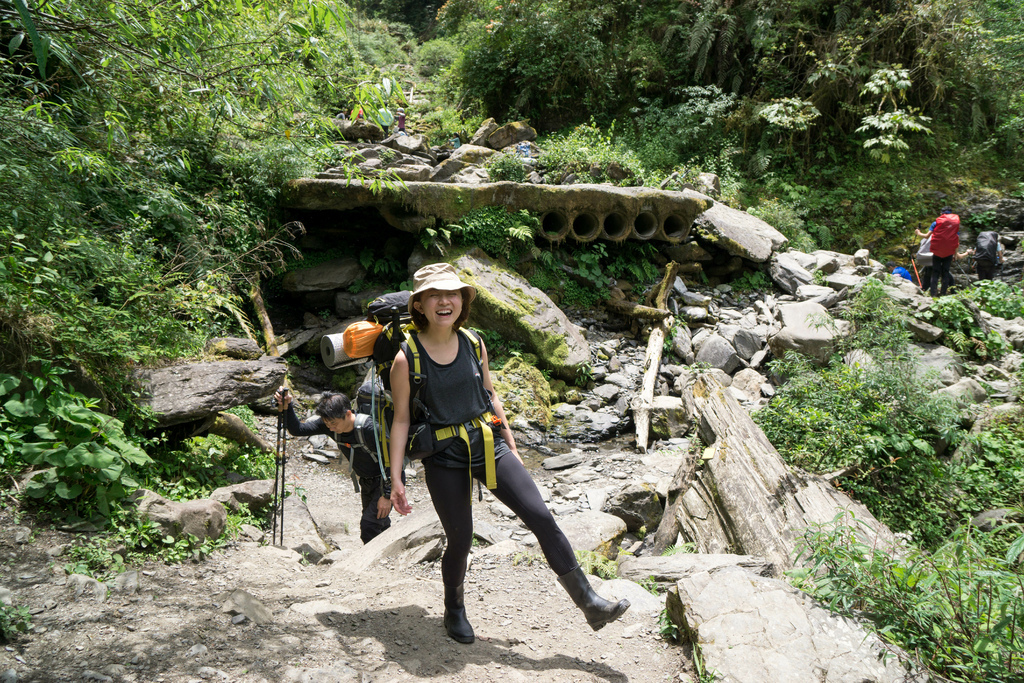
top-left (662, 214), bottom-right (689, 241)
top-left (540, 211), bottom-right (570, 241)
top-left (602, 213), bottom-right (629, 242)
top-left (571, 213), bottom-right (601, 242)
top-left (634, 212), bottom-right (658, 239)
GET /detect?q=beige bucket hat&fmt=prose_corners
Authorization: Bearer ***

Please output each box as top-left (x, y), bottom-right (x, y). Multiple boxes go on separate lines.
top-left (409, 263), bottom-right (476, 306)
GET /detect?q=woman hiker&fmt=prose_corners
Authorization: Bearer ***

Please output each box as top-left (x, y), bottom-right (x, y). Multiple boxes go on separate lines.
top-left (388, 263), bottom-right (630, 644)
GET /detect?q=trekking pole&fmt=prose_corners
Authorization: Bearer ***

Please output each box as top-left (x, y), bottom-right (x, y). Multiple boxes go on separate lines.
top-left (273, 389), bottom-right (288, 546)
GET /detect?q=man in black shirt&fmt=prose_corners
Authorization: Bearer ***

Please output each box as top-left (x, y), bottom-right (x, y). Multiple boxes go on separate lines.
top-left (275, 388), bottom-right (395, 543)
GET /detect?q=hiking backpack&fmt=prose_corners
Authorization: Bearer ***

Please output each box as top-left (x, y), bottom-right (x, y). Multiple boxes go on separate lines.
top-left (975, 231), bottom-right (999, 263)
top-left (930, 213), bottom-right (961, 258)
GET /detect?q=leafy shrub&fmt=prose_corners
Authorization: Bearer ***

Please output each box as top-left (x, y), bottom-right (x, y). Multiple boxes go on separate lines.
top-left (417, 38), bottom-right (459, 77)
top-left (485, 153), bottom-right (527, 182)
top-left (921, 296), bottom-right (1011, 360)
top-left (730, 270), bottom-right (771, 293)
top-left (443, 206), bottom-right (538, 262)
top-left (747, 198), bottom-right (817, 253)
top-left (0, 365), bottom-right (153, 518)
top-left (575, 549), bottom-right (619, 579)
top-left (792, 514), bottom-right (1024, 683)
top-left (756, 281), bottom-right (965, 547)
top-left (964, 280), bottom-right (1024, 320)
top-left (539, 122), bottom-right (648, 185)
top-left (0, 605), bottom-right (31, 642)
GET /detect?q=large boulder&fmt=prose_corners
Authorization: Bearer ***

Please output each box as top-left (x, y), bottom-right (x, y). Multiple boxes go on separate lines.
top-left (602, 483), bottom-right (663, 533)
top-left (694, 334), bottom-right (741, 373)
top-left (557, 510), bottom-right (627, 559)
top-left (769, 252), bottom-right (815, 294)
top-left (666, 565), bottom-right (917, 683)
top-left (911, 343), bottom-right (965, 387)
top-left (469, 118), bottom-right (499, 147)
top-left (768, 301), bottom-right (842, 365)
top-left (332, 118), bottom-right (383, 142)
top-left (135, 358), bottom-right (286, 428)
top-left (692, 203), bottom-right (788, 263)
top-left (133, 490), bottom-right (227, 543)
top-left (486, 121), bottom-right (537, 150)
top-left (451, 250), bottom-right (591, 380)
top-left (282, 257), bottom-right (366, 292)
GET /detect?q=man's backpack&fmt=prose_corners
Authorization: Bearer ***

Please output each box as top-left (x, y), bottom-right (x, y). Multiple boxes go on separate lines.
top-left (930, 213), bottom-right (961, 258)
top-left (976, 231), bottom-right (999, 263)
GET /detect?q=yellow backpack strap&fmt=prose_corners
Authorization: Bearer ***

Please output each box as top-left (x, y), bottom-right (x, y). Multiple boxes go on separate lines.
top-left (459, 328), bottom-right (483, 364)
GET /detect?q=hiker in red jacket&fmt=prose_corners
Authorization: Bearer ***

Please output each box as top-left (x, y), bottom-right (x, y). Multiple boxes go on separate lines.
top-left (916, 208), bottom-right (964, 297)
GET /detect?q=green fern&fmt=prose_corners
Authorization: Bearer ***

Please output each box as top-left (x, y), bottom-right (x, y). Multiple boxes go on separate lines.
top-left (575, 549), bottom-right (619, 579)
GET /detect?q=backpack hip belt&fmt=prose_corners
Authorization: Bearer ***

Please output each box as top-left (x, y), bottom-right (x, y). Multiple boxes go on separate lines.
top-left (433, 411), bottom-right (500, 490)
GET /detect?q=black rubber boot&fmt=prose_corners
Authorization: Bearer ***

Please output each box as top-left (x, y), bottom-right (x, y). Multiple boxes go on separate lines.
top-left (557, 566), bottom-right (630, 631)
top-left (443, 584), bottom-right (475, 644)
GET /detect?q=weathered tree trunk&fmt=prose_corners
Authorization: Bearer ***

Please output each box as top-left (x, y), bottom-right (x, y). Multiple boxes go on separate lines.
top-left (250, 284), bottom-right (278, 357)
top-left (204, 412), bottom-right (274, 453)
top-left (603, 299), bottom-right (673, 321)
top-left (653, 374), bottom-right (897, 575)
top-left (632, 262), bottom-right (680, 452)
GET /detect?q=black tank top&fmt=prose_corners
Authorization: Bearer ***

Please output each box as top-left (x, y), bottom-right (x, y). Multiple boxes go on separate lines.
top-left (410, 331), bottom-right (504, 468)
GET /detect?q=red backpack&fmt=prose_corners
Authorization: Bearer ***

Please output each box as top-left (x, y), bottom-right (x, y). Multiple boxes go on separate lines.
top-left (930, 213), bottom-right (960, 258)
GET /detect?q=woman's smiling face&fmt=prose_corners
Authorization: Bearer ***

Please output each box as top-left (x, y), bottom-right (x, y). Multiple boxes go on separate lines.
top-left (414, 288), bottom-right (462, 327)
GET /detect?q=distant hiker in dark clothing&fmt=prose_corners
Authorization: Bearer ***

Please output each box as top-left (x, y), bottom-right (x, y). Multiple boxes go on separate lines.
top-left (972, 231), bottom-right (1004, 281)
top-left (396, 107), bottom-right (406, 133)
top-left (917, 208), bottom-right (965, 297)
top-left (275, 388), bottom-right (395, 544)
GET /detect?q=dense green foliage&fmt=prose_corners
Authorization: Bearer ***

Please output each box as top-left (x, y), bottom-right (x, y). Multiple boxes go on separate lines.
top-left (792, 514), bottom-right (1024, 683)
top-left (754, 280), bottom-right (1024, 549)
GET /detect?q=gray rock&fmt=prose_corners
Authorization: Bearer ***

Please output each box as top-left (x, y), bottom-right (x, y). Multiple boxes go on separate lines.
top-left (934, 377), bottom-right (987, 405)
top-left (693, 203), bottom-right (788, 263)
top-left (813, 251), bottom-right (840, 274)
top-left (222, 589), bottom-right (273, 625)
top-left (282, 257), bottom-right (365, 292)
top-left (769, 253), bottom-right (814, 294)
top-left (111, 571), bottom-right (139, 595)
top-left (542, 453), bottom-right (587, 470)
top-left (67, 574), bottom-right (107, 602)
top-left (694, 335), bottom-right (741, 374)
top-left (667, 565), bottom-right (917, 683)
top-left (795, 284), bottom-right (835, 300)
top-left (596, 577), bottom-right (665, 614)
top-left (768, 302), bottom-right (841, 365)
top-left (134, 491), bottom-right (227, 543)
top-left (906, 317), bottom-right (943, 343)
top-left (648, 396), bottom-right (693, 441)
top-left (853, 248), bottom-right (871, 265)
top-left (557, 511), bottom-right (628, 559)
top-left (211, 480), bottom-right (275, 513)
top-left (331, 508), bottom-right (443, 575)
top-left (971, 508), bottom-right (1022, 532)
top-left (911, 344), bottom-right (965, 387)
top-left (204, 337), bottom-right (262, 360)
top-left (825, 272), bottom-right (864, 291)
top-left (486, 121), bottom-right (537, 150)
top-left (135, 358), bottom-right (286, 428)
top-left (469, 118), bottom-right (499, 146)
top-left (619, 554), bottom-right (774, 585)
top-left (602, 483), bottom-right (663, 532)
top-left (730, 368), bottom-right (766, 401)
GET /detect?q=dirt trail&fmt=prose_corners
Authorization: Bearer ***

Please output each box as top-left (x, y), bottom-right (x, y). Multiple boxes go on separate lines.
top-left (0, 417), bottom-right (692, 683)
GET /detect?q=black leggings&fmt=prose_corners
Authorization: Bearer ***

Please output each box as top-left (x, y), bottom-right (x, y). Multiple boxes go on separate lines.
top-left (930, 255), bottom-right (953, 296)
top-left (423, 453), bottom-right (577, 586)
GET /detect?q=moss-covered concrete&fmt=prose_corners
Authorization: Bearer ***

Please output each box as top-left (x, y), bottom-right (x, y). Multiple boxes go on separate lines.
top-left (280, 179), bottom-right (713, 244)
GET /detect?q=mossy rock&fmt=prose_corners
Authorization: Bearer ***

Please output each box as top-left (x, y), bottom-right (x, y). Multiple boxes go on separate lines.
top-left (493, 357), bottom-right (554, 429)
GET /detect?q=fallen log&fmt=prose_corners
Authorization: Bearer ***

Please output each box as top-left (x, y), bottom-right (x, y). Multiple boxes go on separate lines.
top-left (203, 412), bottom-right (274, 453)
top-left (603, 299), bottom-right (672, 321)
top-left (651, 374), bottom-right (897, 575)
top-left (632, 262), bottom-right (680, 452)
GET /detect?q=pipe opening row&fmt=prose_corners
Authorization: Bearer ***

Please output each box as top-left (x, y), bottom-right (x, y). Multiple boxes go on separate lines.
top-left (540, 211), bottom-right (690, 243)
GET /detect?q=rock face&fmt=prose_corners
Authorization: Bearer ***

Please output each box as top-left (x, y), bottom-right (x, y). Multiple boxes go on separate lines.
top-left (693, 203), bottom-right (788, 262)
top-left (653, 375), bottom-right (896, 575)
top-left (135, 358), bottom-right (287, 428)
top-left (281, 257), bottom-right (366, 292)
top-left (452, 250), bottom-right (591, 380)
top-left (666, 564), bottom-right (919, 683)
